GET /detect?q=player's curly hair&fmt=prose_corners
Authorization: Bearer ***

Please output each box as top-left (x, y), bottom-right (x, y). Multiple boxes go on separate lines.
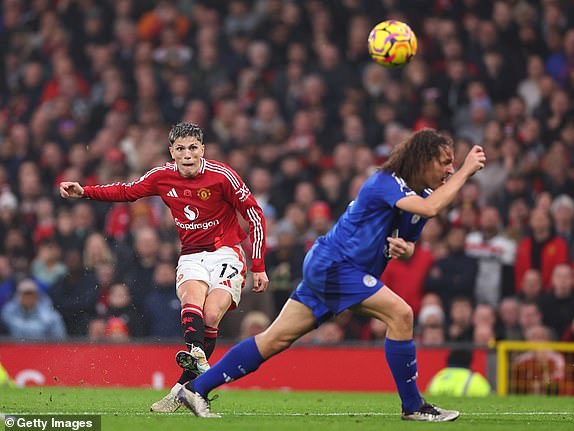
top-left (382, 128), bottom-right (453, 190)
top-left (168, 122), bottom-right (204, 146)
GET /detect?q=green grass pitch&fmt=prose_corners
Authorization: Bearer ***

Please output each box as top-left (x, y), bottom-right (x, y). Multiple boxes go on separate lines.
top-left (2, 387), bottom-right (573, 431)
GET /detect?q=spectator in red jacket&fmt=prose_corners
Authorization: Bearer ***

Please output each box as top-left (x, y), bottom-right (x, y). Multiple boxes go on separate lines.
top-left (514, 207), bottom-right (569, 292)
top-left (381, 245), bottom-right (434, 317)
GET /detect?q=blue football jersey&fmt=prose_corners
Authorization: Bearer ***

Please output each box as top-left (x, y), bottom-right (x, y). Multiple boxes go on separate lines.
top-left (317, 170), bottom-right (430, 277)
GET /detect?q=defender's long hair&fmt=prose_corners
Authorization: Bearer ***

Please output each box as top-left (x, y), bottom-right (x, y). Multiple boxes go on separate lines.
top-left (382, 128), bottom-right (453, 188)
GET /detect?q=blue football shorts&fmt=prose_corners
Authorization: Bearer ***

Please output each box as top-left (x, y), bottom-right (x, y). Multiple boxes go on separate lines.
top-left (290, 244), bottom-right (384, 325)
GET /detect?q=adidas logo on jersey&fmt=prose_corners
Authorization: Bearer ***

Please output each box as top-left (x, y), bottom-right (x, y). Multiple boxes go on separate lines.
top-left (167, 188), bottom-right (179, 198)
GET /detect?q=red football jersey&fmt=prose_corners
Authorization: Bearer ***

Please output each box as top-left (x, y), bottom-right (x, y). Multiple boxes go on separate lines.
top-left (83, 159), bottom-right (266, 272)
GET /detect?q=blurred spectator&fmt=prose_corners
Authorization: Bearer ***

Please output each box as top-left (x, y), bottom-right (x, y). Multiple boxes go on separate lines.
top-left (382, 244), bottom-right (434, 317)
top-left (417, 304), bottom-right (445, 329)
top-left (87, 318), bottom-right (107, 341)
top-left (540, 141), bottom-right (573, 196)
top-left (361, 317), bottom-right (388, 343)
top-left (472, 303), bottom-right (497, 346)
top-left (1, 279), bottom-right (66, 340)
top-left (546, 28), bottom-right (574, 86)
top-left (426, 349), bottom-right (491, 397)
top-left (465, 206), bottom-right (516, 305)
top-left (473, 323), bottom-right (496, 347)
top-left (83, 232), bottom-right (114, 270)
top-left (32, 196), bottom-right (57, 243)
top-left (514, 207), bottom-right (569, 292)
top-left (510, 325), bottom-right (565, 394)
top-left (550, 194), bottom-right (574, 259)
top-left (517, 54), bottom-right (545, 114)
top-left (518, 301), bottom-right (543, 339)
top-left (160, 72), bottom-right (194, 125)
top-left (265, 221), bottom-right (304, 317)
top-left (490, 168), bottom-right (532, 224)
top-left (239, 310), bottom-right (270, 340)
top-left (143, 261), bottom-right (180, 339)
top-left (420, 292), bottom-right (443, 310)
top-left (473, 303), bottom-right (497, 330)
top-left (104, 316), bottom-right (131, 342)
top-left (417, 217), bottom-right (445, 258)
top-left (293, 181), bottom-right (318, 214)
top-left (538, 264), bottom-right (574, 338)
top-left (416, 301), bottom-right (447, 347)
top-left (418, 324), bottom-right (446, 346)
top-left (425, 226), bottom-right (476, 310)
top-left (137, 1), bottom-right (190, 43)
top-left (331, 309), bottom-right (364, 341)
top-left (447, 296), bottom-right (474, 342)
top-left (122, 226), bottom-right (160, 310)
top-left (454, 81), bottom-right (493, 145)
top-left (0, 191), bottom-right (19, 235)
top-left (561, 317), bottom-right (574, 342)
top-left (93, 282), bottom-right (145, 339)
top-left (49, 248), bottom-right (99, 336)
top-left (472, 139), bottom-right (508, 205)
top-left (497, 297), bottom-right (522, 340)
top-left (317, 168), bottom-right (348, 219)
top-left (313, 321), bottom-right (344, 345)
top-left (70, 203), bottom-right (97, 246)
top-left (4, 230), bottom-right (33, 280)
top-left (517, 268), bottom-right (544, 303)
top-left (305, 200), bottom-right (334, 248)
top-left (252, 96), bottom-right (287, 143)
top-left (30, 237), bottom-right (67, 291)
top-left (0, 255), bottom-right (17, 311)
top-left (248, 166), bottom-right (277, 222)
top-left (269, 154), bottom-right (308, 217)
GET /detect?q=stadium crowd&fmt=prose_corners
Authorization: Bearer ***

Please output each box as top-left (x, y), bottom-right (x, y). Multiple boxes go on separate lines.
top-left (0, 0), bottom-right (574, 350)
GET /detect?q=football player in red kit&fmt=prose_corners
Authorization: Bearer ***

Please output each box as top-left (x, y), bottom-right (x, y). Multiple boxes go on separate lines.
top-left (60, 122), bottom-right (269, 412)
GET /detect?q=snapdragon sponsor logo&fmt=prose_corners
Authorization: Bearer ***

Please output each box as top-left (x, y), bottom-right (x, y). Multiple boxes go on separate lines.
top-left (174, 218), bottom-right (220, 231)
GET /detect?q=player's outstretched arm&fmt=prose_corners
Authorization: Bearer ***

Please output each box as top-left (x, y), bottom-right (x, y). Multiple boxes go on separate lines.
top-left (252, 271), bottom-right (269, 293)
top-left (59, 181), bottom-right (85, 199)
top-left (396, 145), bottom-right (485, 218)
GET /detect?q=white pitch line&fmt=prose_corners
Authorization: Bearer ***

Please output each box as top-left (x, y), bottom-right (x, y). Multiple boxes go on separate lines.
top-left (235, 412), bottom-right (574, 417)
top-left (3, 411), bottom-right (574, 417)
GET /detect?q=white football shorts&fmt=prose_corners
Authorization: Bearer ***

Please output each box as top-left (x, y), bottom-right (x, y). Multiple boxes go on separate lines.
top-left (176, 245), bottom-right (247, 308)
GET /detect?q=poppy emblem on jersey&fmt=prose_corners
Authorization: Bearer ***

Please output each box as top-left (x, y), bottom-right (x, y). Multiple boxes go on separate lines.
top-left (362, 275), bottom-right (378, 288)
top-left (184, 189), bottom-right (191, 197)
top-left (184, 205), bottom-right (199, 221)
top-left (197, 188), bottom-right (211, 200)
top-left (411, 214), bottom-right (420, 224)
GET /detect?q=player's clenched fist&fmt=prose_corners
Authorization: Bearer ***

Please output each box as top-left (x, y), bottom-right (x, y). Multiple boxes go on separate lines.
top-left (461, 145), bottom-right (486, 177)
top-left (59, 181), bottom-right (84, 199)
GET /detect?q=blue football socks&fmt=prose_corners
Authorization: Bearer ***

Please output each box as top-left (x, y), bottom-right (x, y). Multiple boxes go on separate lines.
top-left (384, 338), bottom-right (422, 413)
top-left (190, 336), bottom-right (264, 397)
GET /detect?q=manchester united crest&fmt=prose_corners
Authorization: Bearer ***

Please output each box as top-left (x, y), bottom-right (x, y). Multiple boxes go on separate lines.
top-left (197, 188), bottom-right (212, 200)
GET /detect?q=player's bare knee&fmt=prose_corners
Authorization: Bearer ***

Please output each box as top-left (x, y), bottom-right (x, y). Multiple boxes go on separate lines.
top-left (203, 309), bottom-right (224, 328)
top-left (393, 303), bottom-right (414, 332)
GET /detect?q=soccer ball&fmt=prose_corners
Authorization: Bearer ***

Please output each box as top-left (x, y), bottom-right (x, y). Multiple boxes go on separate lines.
top-left (368, 20), bottom-right (417, 68)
